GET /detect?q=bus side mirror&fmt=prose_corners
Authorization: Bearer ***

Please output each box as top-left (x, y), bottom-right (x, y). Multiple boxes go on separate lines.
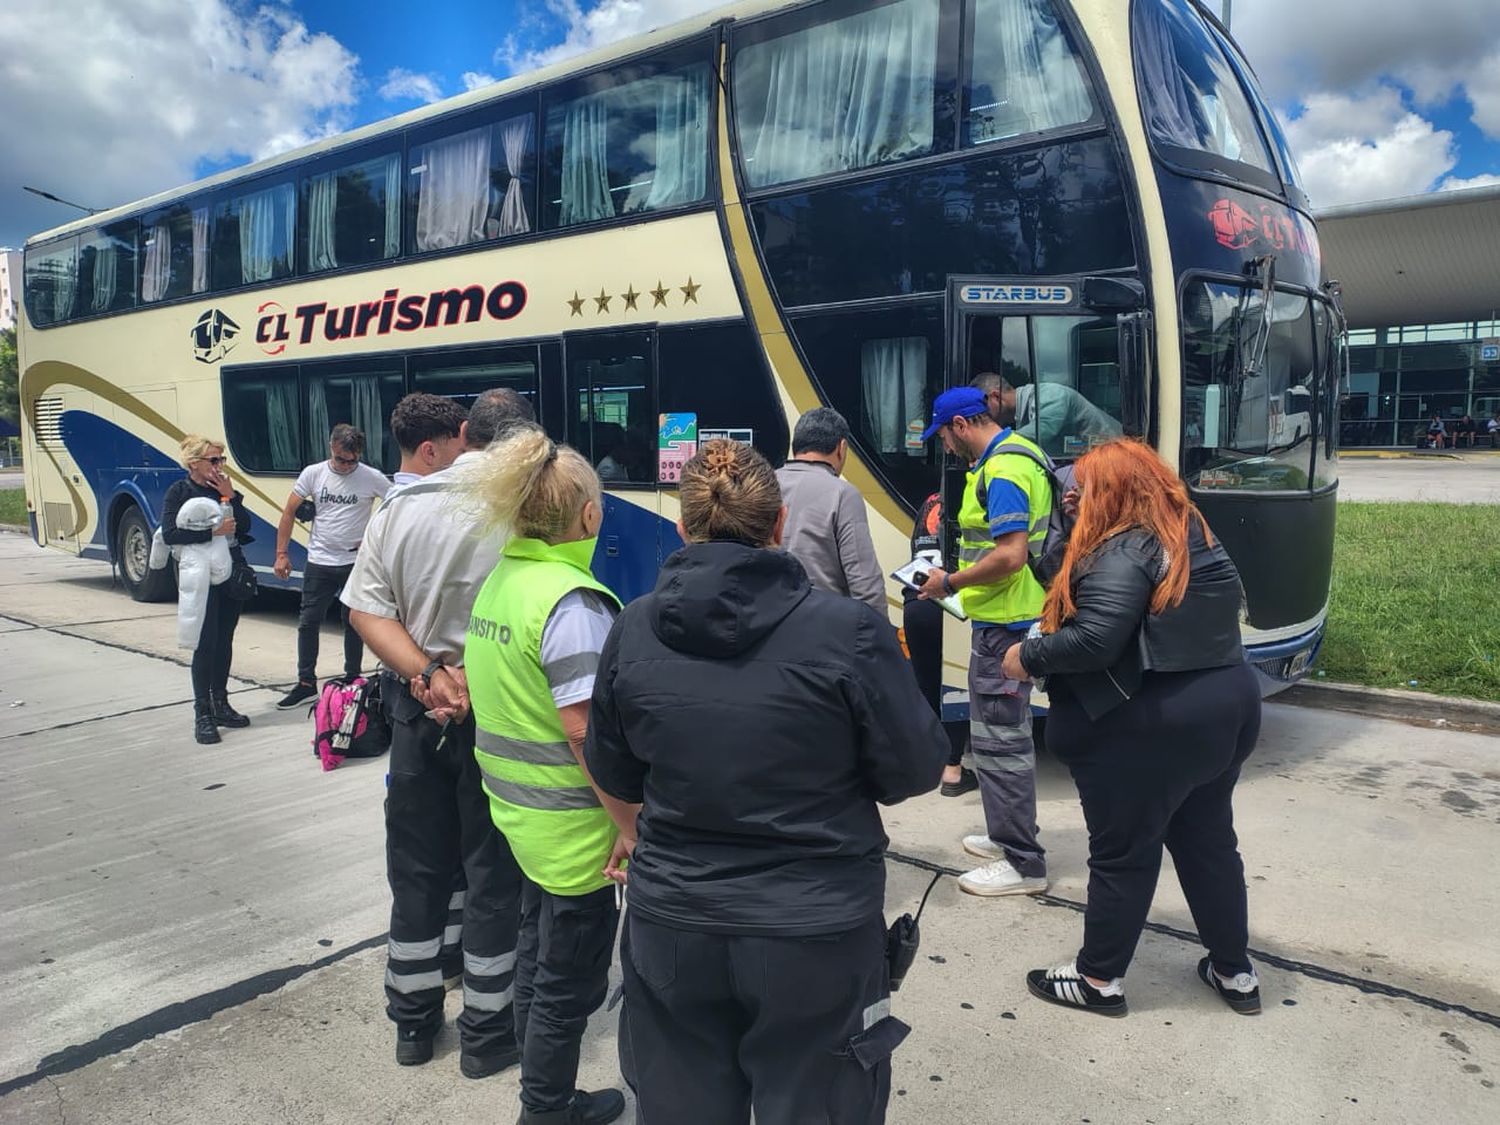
top-left (1119, 311), bottom-right (1153, 439)
top-left (1083, 276), bottom-right (1146, 312)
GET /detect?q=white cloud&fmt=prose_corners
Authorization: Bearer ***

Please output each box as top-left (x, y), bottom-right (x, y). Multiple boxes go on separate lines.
top-left (501, 0), bottom-right (720, 73)
top-left (1439, 173), bottom-right (1500, 192)
top-left (378, 67), bottom-right (443, 104)
top-left (462, 71), bottom-right (498, 92)
top-left (0, 0), bottom-right (360, 246)
top-left (1284, 88), bottom-right (1457, 207)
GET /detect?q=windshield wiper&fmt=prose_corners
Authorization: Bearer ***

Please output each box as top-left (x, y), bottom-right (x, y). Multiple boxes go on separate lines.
top-left (1238, 254), bottom-right (1276, 381)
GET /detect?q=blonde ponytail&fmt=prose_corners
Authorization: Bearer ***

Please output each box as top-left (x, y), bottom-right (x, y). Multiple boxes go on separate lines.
top-left (458, 425), bottom-right (601, 542)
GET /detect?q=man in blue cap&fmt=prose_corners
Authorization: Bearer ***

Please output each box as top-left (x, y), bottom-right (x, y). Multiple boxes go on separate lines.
top-left (917, 387), bottom-right (1052, 897)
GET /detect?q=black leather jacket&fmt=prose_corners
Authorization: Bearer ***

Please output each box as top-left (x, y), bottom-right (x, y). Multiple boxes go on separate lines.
top-left (1019, 522), bottom-right (1245, 721)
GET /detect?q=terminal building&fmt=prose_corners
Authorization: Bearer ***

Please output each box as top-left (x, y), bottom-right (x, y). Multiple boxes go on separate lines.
top-left (1319, 183), bottom-right (1500, 448)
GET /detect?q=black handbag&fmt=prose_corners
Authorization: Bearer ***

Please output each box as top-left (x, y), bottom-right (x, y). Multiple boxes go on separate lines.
top-left (222, 548), bottom-right (259, 602)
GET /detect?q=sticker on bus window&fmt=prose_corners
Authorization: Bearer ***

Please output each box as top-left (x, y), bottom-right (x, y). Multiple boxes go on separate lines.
top-left (658, 413), bottom-right (698, 485)
top-left (699, 427), bottom-right (754, 446)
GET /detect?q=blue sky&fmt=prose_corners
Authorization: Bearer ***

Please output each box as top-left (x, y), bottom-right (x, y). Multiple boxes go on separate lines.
top-left (1, 0), bottom-right (1498, 248)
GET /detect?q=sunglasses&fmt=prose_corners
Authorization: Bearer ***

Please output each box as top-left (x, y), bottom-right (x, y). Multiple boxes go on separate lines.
top-left (197, 456), bottom-right (227, 466)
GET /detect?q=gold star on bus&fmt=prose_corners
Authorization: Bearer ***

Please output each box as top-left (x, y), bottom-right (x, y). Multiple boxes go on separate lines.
top-left (595, 289), bottom-right (612, 313)
top-left (680, 276), bottom-right (701, 304)
top-left (567, 291), bottom-right (585, 317)
top-left (651, 280), bottom-right (670, 307)
top-left (622, 284), bottom-right (641, 311)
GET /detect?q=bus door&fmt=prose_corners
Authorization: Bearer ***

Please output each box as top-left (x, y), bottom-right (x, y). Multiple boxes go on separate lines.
top-left (940, 275), bottom-right (1151, 561)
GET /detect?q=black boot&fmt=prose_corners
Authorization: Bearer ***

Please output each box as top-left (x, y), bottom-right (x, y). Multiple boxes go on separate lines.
top-left (194, 700), bottom-right (221, 745)
top-left (516, 1090), bottom-right (625, 1125)
top-left (211, 691), bottom-right (251, 728)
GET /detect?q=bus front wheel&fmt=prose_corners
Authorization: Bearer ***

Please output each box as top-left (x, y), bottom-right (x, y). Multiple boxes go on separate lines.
top-left (116, 505), bottom-right (176, 603)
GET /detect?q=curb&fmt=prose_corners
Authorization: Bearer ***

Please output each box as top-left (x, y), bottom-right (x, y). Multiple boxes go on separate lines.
top-left (1275, 679), bottom-right (1500, 737)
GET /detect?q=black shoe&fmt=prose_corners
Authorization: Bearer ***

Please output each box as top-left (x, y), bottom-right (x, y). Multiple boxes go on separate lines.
top-left (940, 768), bottom-right (978, 797)
top-left (277, 681), bottom-right (318, 710)
top-left (395, 1026), bottom-right (436, 1066)
top-left (1026, 963), bottom-right (1128, 1018)
top-left (1198, 956), bottom-right (1262, 1014)
top-left (517, 1089), bottom-right (626, 1125)
top-left (211, 692), bottom-right (251, 728)
top-left (460, 1044), bottom-right (521, 1080)
top-left (194, 701), bottom-right (221, 745)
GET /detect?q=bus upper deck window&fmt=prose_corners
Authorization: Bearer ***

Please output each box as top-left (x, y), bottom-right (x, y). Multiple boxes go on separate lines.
top-left (965, 0), bottom-right (1095, 147)
top-left (733, 0), bottom-right (941, 189)
top-left (1134, 0), bottom-right (1274, 174)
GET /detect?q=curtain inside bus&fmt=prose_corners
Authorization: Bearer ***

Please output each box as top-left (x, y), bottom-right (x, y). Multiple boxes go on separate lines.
top-left (644, 70), bottom-right (710, 211)
top-left (415, 125), bottom-right (493, 250)
top-left (267, 382), bottom-right (299, 468)
top-left (236, 183), bottom-right (296, 283)
top-left (737, 0), bottom-right (939, 188)
top-left (499, 117), bottom-right (534, 235)
top-left (966, 0), bottom-right (1093, 144)
top-left (861, 337), bottom-right (929, 456)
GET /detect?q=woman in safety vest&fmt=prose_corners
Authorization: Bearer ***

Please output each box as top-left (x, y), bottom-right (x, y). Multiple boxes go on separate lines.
top-left (459, 426), bottom-right (637, 1125)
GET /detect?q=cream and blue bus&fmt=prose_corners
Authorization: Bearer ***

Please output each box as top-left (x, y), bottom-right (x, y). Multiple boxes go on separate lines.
top-left (18, 0), bottom-right (1339, 692)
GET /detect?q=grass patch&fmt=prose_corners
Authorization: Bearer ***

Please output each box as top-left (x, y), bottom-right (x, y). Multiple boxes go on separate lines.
top-left (1321, 502), bottom-right (1500, 703)
top-left (0, 489), bottom-right (27, 527)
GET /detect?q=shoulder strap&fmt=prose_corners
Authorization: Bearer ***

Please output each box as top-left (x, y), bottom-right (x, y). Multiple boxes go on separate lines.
top-left (974, 441), bottom-right (1059, 512)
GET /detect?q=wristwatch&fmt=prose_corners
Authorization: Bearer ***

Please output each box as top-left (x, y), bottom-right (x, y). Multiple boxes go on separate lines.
top-left (417, 658), bottom-right (445, 687)
top-left (942, 573), bottom-right (956, 596)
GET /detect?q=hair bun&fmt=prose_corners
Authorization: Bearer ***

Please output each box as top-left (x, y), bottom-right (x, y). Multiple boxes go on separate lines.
top-left (702, 444), bottom-right (740, 480)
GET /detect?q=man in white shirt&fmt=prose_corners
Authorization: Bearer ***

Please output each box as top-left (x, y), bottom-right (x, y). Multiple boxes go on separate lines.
top-left (274, 424), bottom-right (391, 709)
top-left (343, 389), bottom-right (534, 1077)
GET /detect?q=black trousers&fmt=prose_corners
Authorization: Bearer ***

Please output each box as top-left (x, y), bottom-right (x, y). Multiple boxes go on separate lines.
top-left (384, 678), bottom-right (523, 1057)
top-left (1047, 662), bottom-right (1262, 981)
top-left (189, 584), bottom-right (241, 699)
top-left (901, 595), bottom-right (969, 767)
top-left (297, 561), bottom-right (361, 682)
top-left (514, 881), bottom-right (620, 1112)
top-left (621, 912), bottom-right (903, 1125)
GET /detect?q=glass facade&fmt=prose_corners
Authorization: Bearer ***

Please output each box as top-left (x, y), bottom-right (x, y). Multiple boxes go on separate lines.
top-left (1340, 321), bottom-right (1500, 448)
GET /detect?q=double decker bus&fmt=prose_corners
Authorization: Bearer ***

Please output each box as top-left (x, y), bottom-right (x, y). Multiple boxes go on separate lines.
top-left (19, 0), bottom-right (1338, 693)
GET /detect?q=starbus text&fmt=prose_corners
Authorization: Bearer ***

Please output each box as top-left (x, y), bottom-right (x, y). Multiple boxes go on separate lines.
top-left (255, 281), bottom-right (527, 354)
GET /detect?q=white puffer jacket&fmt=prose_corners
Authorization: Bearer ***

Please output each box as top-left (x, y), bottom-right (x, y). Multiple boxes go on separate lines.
top-left (165, 497), bottom-right (233, 649)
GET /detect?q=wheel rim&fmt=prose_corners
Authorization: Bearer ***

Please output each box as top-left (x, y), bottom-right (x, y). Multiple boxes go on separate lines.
top-left (122, 521), bottom-right (149, 584)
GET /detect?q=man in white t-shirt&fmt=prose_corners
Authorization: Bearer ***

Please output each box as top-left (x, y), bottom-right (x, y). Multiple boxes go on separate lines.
top-left (274, 423), bottom-right (391, 708)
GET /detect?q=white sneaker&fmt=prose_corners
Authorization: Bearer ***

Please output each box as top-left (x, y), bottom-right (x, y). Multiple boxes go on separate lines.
top-left (958, 858), bottom-right (1049, 897)
top-left (962, 834), bottom-right (1003, 861)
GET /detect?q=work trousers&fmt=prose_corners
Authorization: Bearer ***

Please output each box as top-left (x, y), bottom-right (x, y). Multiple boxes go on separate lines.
top-left (1047, 663), bottom-right (1262, 980)
top-left (902, 595), bottom-right (970, 767)
top-left (514, 881), bottom-right (619, 1113)
top-left (621, 913), bottom-right (905, 1125)
top-left (189, 584), bottom-right (241, 699)
top-left (384, 677), bottom-right (523, 1057)
top-left (968, 627), bottom-right (1045, 878)
top-left (297, 561), bottom-right (361, 683)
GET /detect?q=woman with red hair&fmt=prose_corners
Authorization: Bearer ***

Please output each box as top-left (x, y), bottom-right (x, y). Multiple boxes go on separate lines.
top-left (1000, 439), bottom-right (1261, 1018)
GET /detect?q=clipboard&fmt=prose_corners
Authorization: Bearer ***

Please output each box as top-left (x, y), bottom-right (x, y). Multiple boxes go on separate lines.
top-left (891, 558), bottom-right (968, 621)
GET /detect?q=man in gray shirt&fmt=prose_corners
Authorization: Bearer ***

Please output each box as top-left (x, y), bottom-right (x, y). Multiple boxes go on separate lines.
top-left (344, 388), bottom-right (533, 1080)
top-left (775, 408), bottom-right (886, 618)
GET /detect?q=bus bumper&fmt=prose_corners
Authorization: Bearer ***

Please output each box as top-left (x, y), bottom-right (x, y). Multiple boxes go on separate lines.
top-left (1245, 622), bottom-right (1325, 696)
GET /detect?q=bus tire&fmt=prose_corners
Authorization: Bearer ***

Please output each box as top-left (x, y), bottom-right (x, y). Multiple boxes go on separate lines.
top-left (116, 504), bottom-right (176, 603)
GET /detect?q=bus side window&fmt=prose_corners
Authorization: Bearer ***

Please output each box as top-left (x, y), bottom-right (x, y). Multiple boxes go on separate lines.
top-left (566, 331), bottom-right (656, 484)
top-left (410, 346), bottom-right (541, 421)
top-left (222, 363), bottom-right (304, 474)
top-left (301, 358), bottom-right (405, 474)
top-left (658, 321), bottom-right (790, 468)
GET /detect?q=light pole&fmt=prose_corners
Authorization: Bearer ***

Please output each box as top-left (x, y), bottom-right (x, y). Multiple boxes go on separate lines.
top-left (22, 186), bottom-right (99, 216)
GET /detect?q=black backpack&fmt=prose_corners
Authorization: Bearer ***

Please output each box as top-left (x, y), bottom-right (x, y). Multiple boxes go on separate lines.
top-left (974, 443), bottom-right (1075, 588)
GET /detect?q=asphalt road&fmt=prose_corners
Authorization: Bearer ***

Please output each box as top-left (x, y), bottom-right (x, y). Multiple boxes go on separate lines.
top-left (0, 532), bottom-right (1497, 1124)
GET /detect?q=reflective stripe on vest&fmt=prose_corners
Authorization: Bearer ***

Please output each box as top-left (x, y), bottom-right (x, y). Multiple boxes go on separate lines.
top-left (955, 431), bottom-right (1050, 625)
top-left (475, 727), bottom-right (576, 767)
top-left (478, 766), bottom-right (601, 812)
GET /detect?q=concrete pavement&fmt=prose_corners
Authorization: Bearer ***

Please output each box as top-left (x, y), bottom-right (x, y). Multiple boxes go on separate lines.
top-left (1337, 453), bottom-right (1500, 503)
top-left (1, 533), bottom-right (1497, 1124)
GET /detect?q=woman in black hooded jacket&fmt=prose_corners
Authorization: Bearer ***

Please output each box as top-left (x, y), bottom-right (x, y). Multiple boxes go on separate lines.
top-left (585, 439), bottom-right (947, 1125)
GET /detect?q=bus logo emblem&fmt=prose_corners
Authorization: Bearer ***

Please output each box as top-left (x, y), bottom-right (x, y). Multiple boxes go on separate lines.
top-left (961, 284), bottom-right (1073, 305)
top-left (191, 309), bottom-right (240, 365)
